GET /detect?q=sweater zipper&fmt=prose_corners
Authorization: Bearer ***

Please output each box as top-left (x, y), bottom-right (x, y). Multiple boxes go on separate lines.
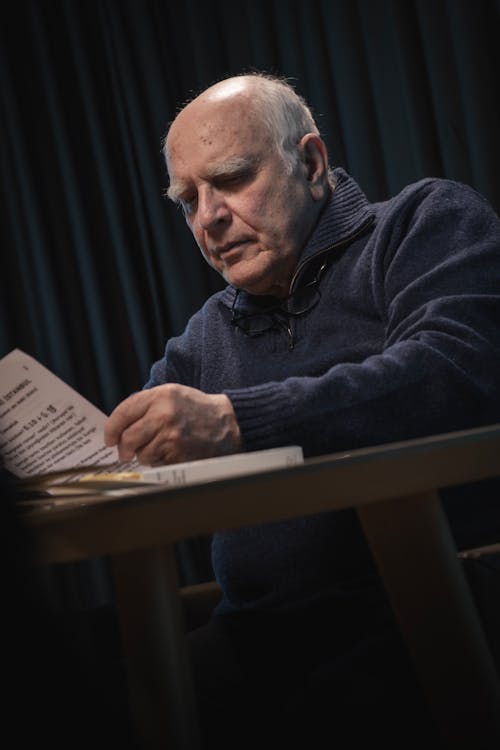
top-left (286, 319), bottom-right (294, 350)
top-left (285, 217), bottom-right (374, 350)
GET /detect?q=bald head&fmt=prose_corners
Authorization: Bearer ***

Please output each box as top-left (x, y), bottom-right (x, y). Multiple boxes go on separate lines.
top-left (199, 75), bottom-right (256, 103)
top-left (165, 73), bottom-right (324, 178)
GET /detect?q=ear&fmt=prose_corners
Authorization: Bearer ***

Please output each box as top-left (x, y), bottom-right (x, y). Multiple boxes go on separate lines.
top-left (298, 133), bottom-right (330, 201)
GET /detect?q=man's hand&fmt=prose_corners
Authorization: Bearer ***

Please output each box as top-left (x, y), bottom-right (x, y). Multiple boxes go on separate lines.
top-left (104, 384), bottom-right (241, 466)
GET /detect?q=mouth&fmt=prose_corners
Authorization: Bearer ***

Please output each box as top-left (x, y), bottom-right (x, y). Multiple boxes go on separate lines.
top-left (214, 240), bottom-right (249, 263)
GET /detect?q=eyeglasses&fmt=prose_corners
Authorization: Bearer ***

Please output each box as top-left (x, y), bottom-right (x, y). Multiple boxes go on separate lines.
top-left (231, 262), bottom-right (326, 336)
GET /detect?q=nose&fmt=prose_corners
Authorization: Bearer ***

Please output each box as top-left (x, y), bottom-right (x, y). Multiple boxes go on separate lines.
top-left (196, 186), bottom-right (230, 231)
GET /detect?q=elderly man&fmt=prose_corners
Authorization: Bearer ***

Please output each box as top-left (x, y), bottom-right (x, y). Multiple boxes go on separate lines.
top-left (105, 73), bottom-right (500, 746)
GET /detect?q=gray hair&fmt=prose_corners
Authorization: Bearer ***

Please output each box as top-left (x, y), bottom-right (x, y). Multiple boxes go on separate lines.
top-left (240, 73), bottom-right (321, 174)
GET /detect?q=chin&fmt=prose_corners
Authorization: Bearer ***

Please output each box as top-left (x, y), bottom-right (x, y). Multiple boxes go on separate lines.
top-left (223, 260), bottom-right (282, 296)
top-left (238, 282), bottom-right (280, 297)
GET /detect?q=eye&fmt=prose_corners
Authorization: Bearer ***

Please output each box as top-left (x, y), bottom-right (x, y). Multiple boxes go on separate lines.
top-left (180, 194), bottom-right (197, 217)
top-left (216, 170), bottom-right (252, 190)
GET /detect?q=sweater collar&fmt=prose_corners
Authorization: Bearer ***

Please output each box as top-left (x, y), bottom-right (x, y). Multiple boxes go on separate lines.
top-left (220, 168), bottom-right (374, 310)
top-left (298, 167), bottom-right (374, 261)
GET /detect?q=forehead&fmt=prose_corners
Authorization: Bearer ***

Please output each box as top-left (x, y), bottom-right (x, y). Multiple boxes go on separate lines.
top-left (166, 95), bottom-right (271, 180)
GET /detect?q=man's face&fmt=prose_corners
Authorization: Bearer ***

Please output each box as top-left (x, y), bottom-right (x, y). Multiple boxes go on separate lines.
top-left (166, 89), bottom-right (325, 297)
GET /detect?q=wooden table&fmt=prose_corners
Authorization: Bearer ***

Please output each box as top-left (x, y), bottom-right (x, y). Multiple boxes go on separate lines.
top-left (23, 424), bottom-right (500, 749)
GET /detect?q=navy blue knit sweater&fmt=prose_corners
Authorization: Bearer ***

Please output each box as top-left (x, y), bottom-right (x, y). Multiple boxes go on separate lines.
top-left (146, 168), bottom-right (500, 614)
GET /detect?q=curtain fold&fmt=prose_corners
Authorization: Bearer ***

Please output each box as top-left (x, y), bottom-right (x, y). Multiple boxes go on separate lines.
top-left (1, 0), bottom-right (499, 590)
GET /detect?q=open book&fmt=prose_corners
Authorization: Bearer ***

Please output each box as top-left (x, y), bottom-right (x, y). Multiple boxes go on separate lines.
top-left (0, 349), bottom-right (303, 499)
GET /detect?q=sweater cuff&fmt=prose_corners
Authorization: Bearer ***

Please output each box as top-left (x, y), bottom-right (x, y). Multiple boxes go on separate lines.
top-left (224, 382), bottom-right (292, 452)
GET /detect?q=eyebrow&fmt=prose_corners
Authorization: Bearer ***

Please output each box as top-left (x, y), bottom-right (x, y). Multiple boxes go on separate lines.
top-left (166, 155), bottom-right (258, 203)
top-left (166, 182), bottom-right (187, 203)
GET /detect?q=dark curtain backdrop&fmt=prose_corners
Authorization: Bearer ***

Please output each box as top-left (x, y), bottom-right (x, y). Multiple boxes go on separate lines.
top-left (1, 0), bottom-right (500, 596)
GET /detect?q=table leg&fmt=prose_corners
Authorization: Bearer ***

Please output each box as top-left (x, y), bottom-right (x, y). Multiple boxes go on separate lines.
top-left (357, 490), bottom-right (500, 747)
top-left (111, 544), bottom-right (200, 749)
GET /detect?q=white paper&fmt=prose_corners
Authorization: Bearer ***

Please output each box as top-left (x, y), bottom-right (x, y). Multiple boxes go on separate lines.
top-left (0, 349), bottom-right (120, 477)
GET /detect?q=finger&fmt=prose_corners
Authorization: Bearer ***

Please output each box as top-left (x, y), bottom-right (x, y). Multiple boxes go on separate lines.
top-left (104, 391), bottom-right (151, 447)
top-left (134, 436), bottom-right (173, 467)
top-left (116, 414), bottom-right (166, 462)
top-left (128, 419), bottom-right (183, 466)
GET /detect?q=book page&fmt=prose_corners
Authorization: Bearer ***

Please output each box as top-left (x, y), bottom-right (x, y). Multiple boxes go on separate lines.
top-left (0, 349), bottom-right (121, 478)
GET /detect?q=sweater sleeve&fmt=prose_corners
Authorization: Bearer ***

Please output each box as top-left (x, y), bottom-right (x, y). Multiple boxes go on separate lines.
top-left (224, 180), bottom-right (500, 457)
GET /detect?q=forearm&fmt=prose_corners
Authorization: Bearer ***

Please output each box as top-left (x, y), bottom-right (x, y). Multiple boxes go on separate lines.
top-left (225, 335), bottom-right (500, 457)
